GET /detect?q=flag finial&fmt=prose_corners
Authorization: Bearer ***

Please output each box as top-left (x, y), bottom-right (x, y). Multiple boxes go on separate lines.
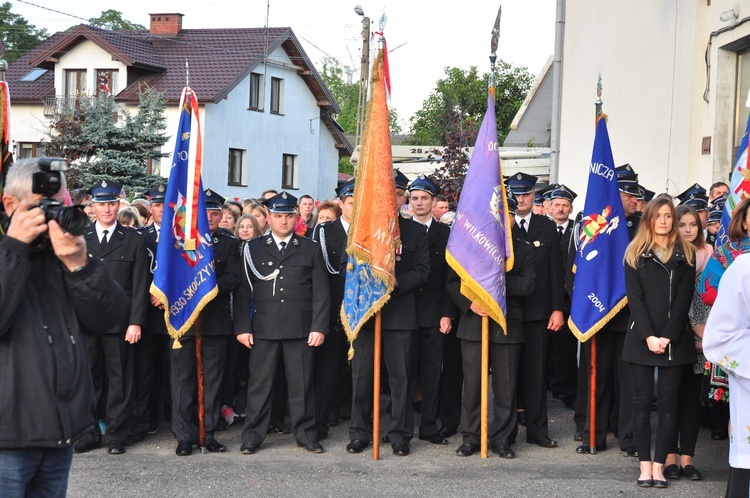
top-left (595, 70), bottom-right (603, 119)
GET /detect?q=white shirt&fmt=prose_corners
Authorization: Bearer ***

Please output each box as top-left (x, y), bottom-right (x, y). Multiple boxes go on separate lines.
top-left (271, 233), bottom-right (292, 252)
top-left (340, 218), bottom-right (350, 233)
top-left (95, 221), bottom-right (117, 243)
top-left (515, 213), bottom-right (532, 231)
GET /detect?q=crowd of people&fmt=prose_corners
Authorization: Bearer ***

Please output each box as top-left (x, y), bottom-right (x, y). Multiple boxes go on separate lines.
top-left (1, 156), bottom-right (746, 496)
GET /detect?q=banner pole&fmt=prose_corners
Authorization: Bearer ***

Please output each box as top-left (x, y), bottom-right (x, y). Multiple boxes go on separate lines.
top-left (372, 310), bottom-right (382, 460)
top-left (196, 316), bottom-right (207, 453)
top-left (480, 316), bottom-right (489, 458)
top-left (588, 335), bottom-right (597, 453)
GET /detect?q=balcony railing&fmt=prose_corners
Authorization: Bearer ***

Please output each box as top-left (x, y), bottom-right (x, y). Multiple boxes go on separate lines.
top-left (43, 95), bottom-right (125, 121)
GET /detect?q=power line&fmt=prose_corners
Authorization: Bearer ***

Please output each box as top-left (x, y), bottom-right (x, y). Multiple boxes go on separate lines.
top-left (13, 0), bottom-right (88, 22)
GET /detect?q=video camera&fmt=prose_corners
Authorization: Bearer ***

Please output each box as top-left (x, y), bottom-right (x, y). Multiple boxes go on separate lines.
top-left (32, 157), bottom-right (88, 236)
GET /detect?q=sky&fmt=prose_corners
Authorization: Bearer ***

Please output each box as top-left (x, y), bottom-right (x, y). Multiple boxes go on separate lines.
top-left (9, 0), bottom-right (557, 128)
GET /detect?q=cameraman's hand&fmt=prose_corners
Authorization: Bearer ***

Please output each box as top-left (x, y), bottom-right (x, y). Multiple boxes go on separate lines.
top-left (6, 199), bottom-right (47, 244)
top-left (48, 220), bottom-right (88, 271)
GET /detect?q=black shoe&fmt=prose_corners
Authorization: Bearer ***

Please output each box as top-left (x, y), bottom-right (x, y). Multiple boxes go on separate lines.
top-left (652, 479), bottom-right (668, 488)
top-left (681, 465), bottom-right (702, 481)
top-left (392, 442), bottom-right (410, 456)
top-left (123, 433), bottom-right (143, 446)
top-left (517, 411), bottom-right (526, 427)
top-left (491, 444), bottom-right (515, 459)
top-left (419, 434), bottom-right (448, 445)
top-left (664, 464), bottom-right (680, 480)
top-left (621, 446), bottom-right (638, 458)
top-left (527, 436), bottom-right (558, 448)
top-left (637, 479), bottom-right (653, 488)
top-left (146, 421), bottom-right (159, 435)
top-left (456, 442), bottom-right (478, 457)
top-left (107, 441), bottom-right (125, 455)
top-left (300, 441), bottom-right (324, 453)
top-left (438, 426), bottom-right (457, 438)
top-left (176, 441), bottom-right (193, 456)
top-left (711, 429), bottom-right (728, 440)
top-left (269, 422), bottom-right (290, 434)
top-left (574, 431), bottom-right (583, 442)
top-left (346, 439), bottom-right (368, 453)
top-left (576, 443), bottom-right (606, 454)
top-left (206, 439), bottom-right (226, 453)
top-left (240, 442), bottom-right (259, 455)
top-left (74, 440), bottom-right (100, 454)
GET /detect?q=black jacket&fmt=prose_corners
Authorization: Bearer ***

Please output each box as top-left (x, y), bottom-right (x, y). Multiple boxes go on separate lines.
top-left (312, 218), bottom-right (348, 326)
top-left (234, 233), bottom-right (330, 339)
top-left (0, 236), bottom-right (127, 448)
top-left (414, 219), bottom-right (453, 327)
top-left (622, 243), bottom-right (697, 367)
top-left (138, 223), bottom-right (167, 335)
top-left (447, 237), bottom-right (535, 344)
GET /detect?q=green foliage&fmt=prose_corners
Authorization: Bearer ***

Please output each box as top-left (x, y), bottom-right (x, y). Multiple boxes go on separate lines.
top-left (338, 157), bottom-right (354, 176)
top-left (43, 87), bottom-right (169, 195)
top-left (319, 59), bottom-right (358, 135)
top-left (405, 62), bottom-right (532, 146)
top-left (88, 10), bottom-right (145, 30)
top-left (0, 2), bottom-right (48, 63)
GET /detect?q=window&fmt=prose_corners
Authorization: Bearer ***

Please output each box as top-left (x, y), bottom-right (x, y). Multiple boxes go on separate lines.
top-left (65, 69), bottom-right (87, 97)
top-left (228, 148), bottom-right (246, 186)
top-left (270, 77), bottom-right (284, 115)
top-left (20, 68), bottom-right (48, 82)
top-left (249, 73), bottom-right (263, 111)
top-left (95, 69), bottom-right (119, 97)
top-left (17, 142), bottom-right (45, 159)
top-left (281, 153), bottom-right (298, 189)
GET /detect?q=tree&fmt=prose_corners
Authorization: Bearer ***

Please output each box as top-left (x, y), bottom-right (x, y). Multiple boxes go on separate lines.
top-left (0, 2), bottom-right (48, 63)
top-left (405, 62), bottom-right (532, 146)
top-left (43, 87), bottom-right (169, 195)
top-left (87, 10), bottom-right (145, 30)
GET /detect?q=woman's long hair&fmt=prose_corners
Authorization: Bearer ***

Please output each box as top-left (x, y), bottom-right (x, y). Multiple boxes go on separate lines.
top-left (625, 197), bottom-right (694, 268)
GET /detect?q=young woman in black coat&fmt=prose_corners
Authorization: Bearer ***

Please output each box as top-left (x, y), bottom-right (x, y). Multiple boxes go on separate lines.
top-left (622, 197), bottom-right (696, 488)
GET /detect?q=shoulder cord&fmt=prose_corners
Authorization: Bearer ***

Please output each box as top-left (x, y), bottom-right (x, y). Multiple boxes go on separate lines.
top-left (146, 246), bottom-right (158, 274)
top-left (242, 241), bottom-right (280, 295)
top-left (318, 227), bottom-right (339, 275)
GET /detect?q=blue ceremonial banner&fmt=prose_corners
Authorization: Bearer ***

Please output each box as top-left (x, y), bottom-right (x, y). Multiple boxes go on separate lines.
top-left (568, 117), bottom-right (630, 342)
top-left (445, 92), bottom-right (513, 332)
top-left (151, 88), bottom-right (218, 341)
top-left (717, 110), bottom-right (750, 247)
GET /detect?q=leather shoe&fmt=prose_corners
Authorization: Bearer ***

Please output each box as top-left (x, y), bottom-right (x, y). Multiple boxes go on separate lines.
top-left (240, 442), bottom-right (259, 455)
top-left (175, 441), bottom-right (193, 456)
top-left (206, 439), bottom-right (226, 453)
top-left (74, 440), bottom-right (100, 454)
top-left (681, 465), bottom-right (702, 481)
top-left (392, 442), bottom-right (410, 456)
top-left (664, 464), bottom-right (680, 480)
top-left (438, 426), bottom-right (457, 438)
top-left (652, 479), bottom-right (668, 488)
top-left (636, 478), bottom-right (653, 488)
top-left (491, 444), bottom-right (515, 459)
top-left (419, 434), bottom-right (448, 445)
top-left (269, 422), bottom-right (290, 434)
top-left (456, 442), bottom-right (478, 457)
top-left (621, 446), bottom-right (638, 458)
top-left (107, 441), bottom-right (125, 455)
top-left (346, 439), bottom-right (368, 453)
top-left (576, 443), bottom-right (606, 454)
top-left (573, 431), bottom-right (583, 442)
top-left (300, 441), bottom-right (324, 453)
top-left (527, 436), bottom-right (557, 448)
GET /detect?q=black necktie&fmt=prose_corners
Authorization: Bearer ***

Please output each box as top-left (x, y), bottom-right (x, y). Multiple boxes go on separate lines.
top-left (519, 219), bottom-right (527, 231)
top-left (558, 226), bottom-right (564, 235)
top-left (279, 241), bottom-right (287, 256)
top-left (100, 229), bottom-right (109, 250)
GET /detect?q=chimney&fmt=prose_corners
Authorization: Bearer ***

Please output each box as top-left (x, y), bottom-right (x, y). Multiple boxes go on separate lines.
top-left (149, 13), bottom-right (183, 36)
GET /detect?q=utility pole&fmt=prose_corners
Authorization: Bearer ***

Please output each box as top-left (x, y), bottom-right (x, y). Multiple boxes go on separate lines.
top-left (354, 5), bottom-right (370, 150)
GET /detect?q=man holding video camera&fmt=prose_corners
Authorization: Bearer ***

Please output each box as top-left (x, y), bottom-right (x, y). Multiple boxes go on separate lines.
top-left (0, 158), bottom-right (127, 496)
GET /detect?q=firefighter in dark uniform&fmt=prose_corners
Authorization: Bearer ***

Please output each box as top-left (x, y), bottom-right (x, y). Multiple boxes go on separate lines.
top-left (171, 189), bottom-right (241, 456)
top-left (407, 175), bottom-right (454, 445)
top-left (508, 172), bottom-right (565, 449)
top-left (449, 190), bottom-right (536, 458)
top-left (235, 192), bottom-right (330, 455)
top-left (130, 183), bottom-right (170, 441)
top-left (76, 180), bottom-right (149, 455)
top-left (311, 179), bottom-right (354, 440)
top-left (346, 198), bottom-right (431, 457)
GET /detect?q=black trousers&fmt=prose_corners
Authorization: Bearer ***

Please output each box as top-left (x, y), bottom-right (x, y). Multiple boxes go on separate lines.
top-left (314, 322), bottom-right (349, 437)
top-left (416, 326), bottom-right (444, 438)
top-left (170, 335), bottom-right (227, 443)
top-left (80, 333), bottom-right (134, 444)
top-left (439, 326), bottom-right (463, 430)
top-left (241, 337), bottom-right (317, 446)
top-left (726, 468), bottom-right (750, 498)
top-left (349, 328), bottom-right (416, 445)
top-left (519, 320), bottom-right (551, 440)
top-left (459, 340), bottom-right (521, 446)
top-left (131, 333), bottom-right (169, 437)
top-left (672, 365), bottom-right (702, 457)
top-left (548, 322), bottom-right (578, 402)
top-left (630, 363), bottom-right (683, 464)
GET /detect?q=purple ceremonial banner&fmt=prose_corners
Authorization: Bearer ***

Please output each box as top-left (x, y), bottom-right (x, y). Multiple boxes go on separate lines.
top-left (446, 92), bottom-right (513, 332)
